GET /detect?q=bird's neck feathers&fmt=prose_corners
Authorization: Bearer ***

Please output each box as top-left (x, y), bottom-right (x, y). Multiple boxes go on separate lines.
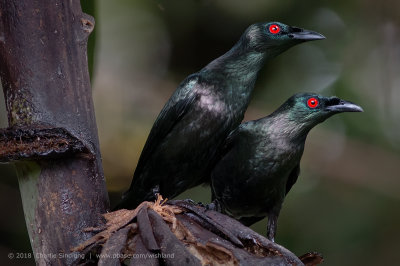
top-left (202, 37), bottom-right (268, 83)
top-left (266, 111), bottom-right (312, 145)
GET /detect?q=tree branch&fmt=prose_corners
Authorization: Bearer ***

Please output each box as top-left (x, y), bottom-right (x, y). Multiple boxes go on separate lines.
top-left (0, 0), bottom-right (109, 264)
top-left (72, 198), bottom-right (323, 265)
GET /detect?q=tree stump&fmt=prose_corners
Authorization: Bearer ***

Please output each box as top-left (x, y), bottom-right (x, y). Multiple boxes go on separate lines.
top-left (73, 197), bottom-right (323, 266)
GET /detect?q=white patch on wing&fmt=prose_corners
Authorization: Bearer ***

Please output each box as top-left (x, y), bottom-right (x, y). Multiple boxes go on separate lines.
top-left (197, 89), bottom-right (226, 113)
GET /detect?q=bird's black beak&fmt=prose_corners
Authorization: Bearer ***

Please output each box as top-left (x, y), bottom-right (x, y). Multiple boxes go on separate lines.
top-left (325, 97), bottom-right (364, 113)
top-left (289, 27), bottom-right (326, 41)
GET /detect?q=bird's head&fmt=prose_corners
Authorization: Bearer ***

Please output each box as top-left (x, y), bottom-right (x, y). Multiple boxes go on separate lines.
top-left (242, 22), bottom-right (325, 54)
top-left (274, 93), bottom-right (363, 133)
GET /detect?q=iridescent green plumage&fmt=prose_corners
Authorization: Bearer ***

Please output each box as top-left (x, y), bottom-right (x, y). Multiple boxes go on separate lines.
top-left (115, 23), bottom-right (325, 210)
top-left (210, 93), bottom-right (363, 241)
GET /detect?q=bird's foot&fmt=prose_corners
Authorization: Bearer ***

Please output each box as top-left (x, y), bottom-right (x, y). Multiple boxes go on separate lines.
top-left (183, 198), bottom-right (196, 205)
top-left (152, 186), bottom-right (160, 199)
top-left (266, 227), bottom-right (276, 242)
top-left (266, 213), bottom-right (278, 243)
top-left (182, 198), bottom-right (205, 207)
top-left (197, 201), bottom-right (206, 207)
top-left (205, 200), bottom-right (222, 212)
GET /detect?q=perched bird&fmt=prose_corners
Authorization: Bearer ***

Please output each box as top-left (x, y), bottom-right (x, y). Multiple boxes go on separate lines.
top-left (115, 22), bottom-right (325, 210)
top-left (210, 93), bottom-right (363, 241)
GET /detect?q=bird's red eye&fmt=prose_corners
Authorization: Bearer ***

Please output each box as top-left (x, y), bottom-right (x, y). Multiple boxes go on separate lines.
top-left (269, 24), bottom-right (280, 34)
top-left (307, 98), bottom-right (319, 108)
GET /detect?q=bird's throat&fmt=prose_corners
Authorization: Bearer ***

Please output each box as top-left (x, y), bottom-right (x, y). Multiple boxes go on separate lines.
top-left (268, 113), bottom-right (311, 144)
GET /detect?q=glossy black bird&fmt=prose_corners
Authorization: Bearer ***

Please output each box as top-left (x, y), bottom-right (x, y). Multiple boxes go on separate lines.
top-left (210, 93), bottom-right (363, 241)
top-left (115, 22), bottom-right (325, 210)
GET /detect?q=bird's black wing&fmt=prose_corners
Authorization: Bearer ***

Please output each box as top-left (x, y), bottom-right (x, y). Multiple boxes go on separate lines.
top-left (285, 164), bottom-right (300, 195)
top-left (217, 126), bottom-right (242, 157)
top-left (211, 125), bottom-right (246, 201)
top-left (130, 76), bottom-right (200, 188)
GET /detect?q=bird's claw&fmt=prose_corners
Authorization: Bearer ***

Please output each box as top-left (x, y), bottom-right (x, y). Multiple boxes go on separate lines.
top-left (182, 198), bottom-right (205, 207)
top-left (205, 200), bottom-right (222, 212)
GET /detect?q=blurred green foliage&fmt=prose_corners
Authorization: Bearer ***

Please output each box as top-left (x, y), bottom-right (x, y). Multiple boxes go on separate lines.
top-left (81, 0), bottom-right (96, 80)
top-left (1, 0), bottom-right (399, 265)
top-left (95, 1), bottom-right (400, 265)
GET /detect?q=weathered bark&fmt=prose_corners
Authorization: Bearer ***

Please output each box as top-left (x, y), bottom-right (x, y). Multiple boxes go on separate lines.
top-left (73, 199), bottom-right (323, 266)
top-left (0, 0), bottom-right (109, 264)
